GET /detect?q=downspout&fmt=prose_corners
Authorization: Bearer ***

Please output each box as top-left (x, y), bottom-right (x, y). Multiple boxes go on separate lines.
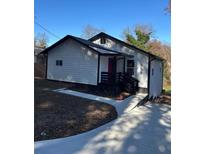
top-left (147, 55), bottom-right (151, 98)
top-left (161, 61), bottom-right (164, 94)
top-left (123, 56), bottom-right (125, 73)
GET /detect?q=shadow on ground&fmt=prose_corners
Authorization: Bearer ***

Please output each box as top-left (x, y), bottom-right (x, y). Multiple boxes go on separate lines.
top-left (35, 102), bottom-right (171, 154)
top-left (121, 103), bottom-right (171, 154)
top-left (76, 103), bottom-right (171, 154)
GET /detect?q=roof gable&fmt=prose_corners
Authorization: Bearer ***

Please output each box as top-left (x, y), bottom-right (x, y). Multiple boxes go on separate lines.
top-left (89, 32), bottom-right (164, 61)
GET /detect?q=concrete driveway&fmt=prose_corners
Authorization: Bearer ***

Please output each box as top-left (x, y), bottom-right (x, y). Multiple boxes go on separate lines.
top-left (35, 100), bottom-right (171, 154)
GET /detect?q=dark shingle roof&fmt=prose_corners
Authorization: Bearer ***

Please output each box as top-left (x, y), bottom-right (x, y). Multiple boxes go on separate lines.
top-left (41, 35), bottom-right (133, 57)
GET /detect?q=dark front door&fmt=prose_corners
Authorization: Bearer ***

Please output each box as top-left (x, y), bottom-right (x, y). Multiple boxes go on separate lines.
top-left (108, 58), bottom-right (116, 83)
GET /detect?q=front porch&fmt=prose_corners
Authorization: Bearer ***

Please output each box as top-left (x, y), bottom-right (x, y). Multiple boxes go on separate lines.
top-left (97, 53), bottom-right (138, 95)
top-left (99, 72), bottom-right (139, 95)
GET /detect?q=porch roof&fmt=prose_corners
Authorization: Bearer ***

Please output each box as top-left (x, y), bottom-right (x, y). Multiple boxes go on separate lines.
top-left (73, 36), bottom-right (133, 57)
top-left (90, 46), bottom-right (133, 57)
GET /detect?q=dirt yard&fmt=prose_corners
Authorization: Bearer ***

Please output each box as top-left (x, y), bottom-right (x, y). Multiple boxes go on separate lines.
top-left (63, 83), bottom-right (132, 100)
top-left (35, 78), bottom-right (117, 141)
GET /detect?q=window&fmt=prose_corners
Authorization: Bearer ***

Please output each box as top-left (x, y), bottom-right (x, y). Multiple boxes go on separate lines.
top-left (127, 60), bottom-right (134, 67)
top-left (56, 60), bottom-right (63, 66)
top-left (59, 60), bottom-right (62, 66)
top-left (127, 60), bottom-right (134, 75)
top-left (100, 37), bottom-right (106, 44)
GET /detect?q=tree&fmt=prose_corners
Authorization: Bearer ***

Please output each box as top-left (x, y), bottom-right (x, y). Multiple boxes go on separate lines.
top-left (34, 33), bottom-right (48, 49)
top-left (165, 0), bottom-right (171, 14)
top-left (148, 40), bottom-right (171, 83)
top-left (123, 24), bottom-right (153, 51)
top-left (81, 24), bottom-right (104, 39)
top-left (123, 24), bottom-right (171, 88)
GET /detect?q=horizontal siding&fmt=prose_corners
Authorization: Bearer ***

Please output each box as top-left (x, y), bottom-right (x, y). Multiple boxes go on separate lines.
top-left (99, 56), bottom-right (108, 83)
top-left (133, 53), bottom-right (149, 88)
top-left (116, 58), bottom-right (124, 73)
top-left (47, 39), bottom-right (98, 85)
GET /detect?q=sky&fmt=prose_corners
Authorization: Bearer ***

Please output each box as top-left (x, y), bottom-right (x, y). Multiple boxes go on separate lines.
top-left (34, 0), bottom-right (170, 46)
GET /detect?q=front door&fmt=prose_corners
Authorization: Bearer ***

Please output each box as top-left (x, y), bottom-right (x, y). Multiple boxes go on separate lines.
top-left (108, 58), bottom-right (116, 83)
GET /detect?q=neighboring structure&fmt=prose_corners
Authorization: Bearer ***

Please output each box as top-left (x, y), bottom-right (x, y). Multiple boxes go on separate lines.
top-left (34, 46), bottom-right (46, 64)
top-left (41, 32), bottom-right (164, 98)
top-left (34, 46), bottom-right (47, 78)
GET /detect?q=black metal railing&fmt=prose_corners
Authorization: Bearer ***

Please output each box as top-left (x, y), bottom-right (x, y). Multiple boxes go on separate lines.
top-left (101, 72), bottom-right (116, 84)
top-left (100, 72), bottom-right (139, 94)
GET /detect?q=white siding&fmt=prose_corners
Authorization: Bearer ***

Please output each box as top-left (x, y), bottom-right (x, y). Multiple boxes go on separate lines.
top-left (133, 53), bottom-right (149, 88)
top-left (47, 39), bottom-right (98, 85)
top-left (99, 56), bottom-right (108, 83)
top-left (93, 38), bottom-right (149, 88)
top-left (116, 58), bottom-right (124, 73)
top-left (149, 60), bottom-right (163, 97)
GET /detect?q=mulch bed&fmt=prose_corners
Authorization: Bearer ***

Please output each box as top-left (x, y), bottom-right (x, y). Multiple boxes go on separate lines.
top-left (35, 78), bottom-right (117, 141)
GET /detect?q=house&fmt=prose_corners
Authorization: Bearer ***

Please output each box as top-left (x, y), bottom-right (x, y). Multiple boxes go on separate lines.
top-left (41, 32), bottom-right (164, 98)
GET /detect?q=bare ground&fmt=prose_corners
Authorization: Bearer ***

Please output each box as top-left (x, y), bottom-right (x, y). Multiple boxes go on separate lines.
top-left (35, 78), bottom-right (117, 141)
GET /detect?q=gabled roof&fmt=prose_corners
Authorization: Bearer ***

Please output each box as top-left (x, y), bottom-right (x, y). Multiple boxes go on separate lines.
top-left (41, 35), bottom-right (133, 57)
top-left (89, 32), bottom-right (164, 61)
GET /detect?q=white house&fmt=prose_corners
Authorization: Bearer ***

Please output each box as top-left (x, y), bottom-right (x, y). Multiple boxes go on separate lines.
top-left (41, 32), bottom-right (164, 98)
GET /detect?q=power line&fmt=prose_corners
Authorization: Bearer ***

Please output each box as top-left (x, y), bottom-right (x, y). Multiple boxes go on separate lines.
top-left (35, 21), bottom-right (60, 39)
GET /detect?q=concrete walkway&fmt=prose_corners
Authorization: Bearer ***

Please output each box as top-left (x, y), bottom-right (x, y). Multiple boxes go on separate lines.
top-left (35, 89), bottom-right (171, 154)
top-left (53, 88), bottom-right (147, 115)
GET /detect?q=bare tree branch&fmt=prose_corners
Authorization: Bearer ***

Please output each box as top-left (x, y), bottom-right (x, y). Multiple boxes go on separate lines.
top-left (34, 33), bottom-right (48, 49)
top-left (81, 25), bottom-right (104, 39)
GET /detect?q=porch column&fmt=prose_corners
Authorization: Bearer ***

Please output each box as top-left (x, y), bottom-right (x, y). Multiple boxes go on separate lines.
top-left (97, 54), bottom-right (100, 85)
top-left (114, 56), bottom-right (117, 82)
top-left (123, 56), bottom-right (125, 74)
